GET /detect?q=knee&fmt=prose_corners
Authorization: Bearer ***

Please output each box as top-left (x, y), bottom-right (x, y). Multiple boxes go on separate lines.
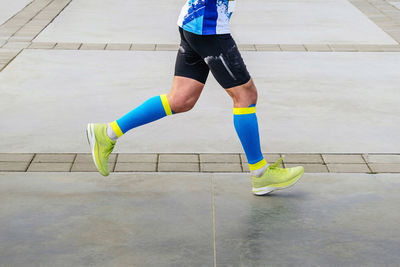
top-left (229, 80), bottom-right (258, 107)
top-left (167, 93), bottom-right (197, 113)
top-left (242, 86), bottom-right (258, 105)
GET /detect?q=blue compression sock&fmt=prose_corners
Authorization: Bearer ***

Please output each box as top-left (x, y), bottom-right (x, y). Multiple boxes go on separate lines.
top-left (110, 94), bottom-right (174, 137)
top-left (233, 105), bottom-right (267, 171)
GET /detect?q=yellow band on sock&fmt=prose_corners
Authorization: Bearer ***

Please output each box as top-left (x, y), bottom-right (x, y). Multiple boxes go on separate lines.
top-left (110, 121), bottom-right (123, 137)
top-left (233, 107), bottom-right (256, 115)
top-left (160, 94), bottom-right (173, 116)
top-left (248, 158), bottom-right (267, 171)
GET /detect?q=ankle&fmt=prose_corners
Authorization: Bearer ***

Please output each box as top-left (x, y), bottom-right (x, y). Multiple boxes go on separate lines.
top-left (250, 164), bottom-right (268, 177)
top-left (106, 123), bottom-right (118, 141)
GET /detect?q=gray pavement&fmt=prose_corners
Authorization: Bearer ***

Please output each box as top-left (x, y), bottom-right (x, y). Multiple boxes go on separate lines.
top-left (1, 0), bottom-right (400, 265)
top-left (1, 50), bottom-right (400, 153)
top-left (0, 172), bottom-right (399, 266)
top-left (34, 0), bottom-right (396, 44)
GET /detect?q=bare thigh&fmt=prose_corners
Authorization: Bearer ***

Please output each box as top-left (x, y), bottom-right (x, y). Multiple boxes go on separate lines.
top-left (167, 76), bottom-right (205, 113)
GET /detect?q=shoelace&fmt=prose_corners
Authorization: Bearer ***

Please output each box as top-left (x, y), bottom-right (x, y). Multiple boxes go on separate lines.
top-left (268, 157), bottom-right (284, 169)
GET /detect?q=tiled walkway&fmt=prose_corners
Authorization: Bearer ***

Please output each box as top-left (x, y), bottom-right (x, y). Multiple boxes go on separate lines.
top-left (1, 153), bottom-right (400, 173)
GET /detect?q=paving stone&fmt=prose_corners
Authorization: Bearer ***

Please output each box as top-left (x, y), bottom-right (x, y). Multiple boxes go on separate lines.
top-left (0, 63), bottom-right (6, 70)
top-left (364, 154), bottom-right (400, 163)
top-left (201, 163), bottom-right (242, 172)
top-left (240, 153), bottom-right (281, 163)
top-left (241, 162), bottom-right (250, 172)
top-left (330, 44), bottom-right (358, 52)
top-left (0, 153), bottom-right (34, 162)
top-left (0, 50), bottom-right (19, 60)
top-left (383, 11), bottom-right (400, 17)
top-left (80, 43), bottom-right (106, 50)
top-left (385, 28), bottom-right (400, 34)
top-left (9, 34), bottom-right (36, 42)
top-left (286, 163), bottom-right (329, 173)
top-left (369, 163), bottom-right (400, 173)
top-left (255, 44), bottom-right (281, 51)
top-left (75, 153), bottom-right (117, 163)
top-left (305, 44), bottom-right (332, 52)
top-left (377, 20), bottom-right (400, 27)
top-left (33, 153), bottom-right (75, 163)
top-left (27, 163), bottom-right (72, 172)
top-left (117, 153), bottom-right (157, 163)
top-left (0, 58), bottom-right (11, 64)
top-left (0, 40), bottom-right (6, 48)
top-left (282, 154), bottom-right (323, 163)
top-left (327, 163), bottom-right (370, 173)
top-left (28, 19), bottom-right (51, 27)
top-left (279, 44), bottom-right (306, 51)
top-left (131, 44), bottom-right (156, 51)
top-left (2, 42), bottom-right (30, 49)
top-left (380, 44), bottom-right (400, 51)
top-left (105, 43), bottom-right (131, 50)
top-left (322, 154), bottom-right (365, 164)
top-left (114, 162), bottom-right (156, 172)
top-left (16, 26), bottom-right (44, 33)
top-left (200, 154), bottom-right (240, 163)
top-left (155, 44), bottom-right (179, 51)
top-left (0, 162), bottom-right (29, 172)
top-left (71, 162), bottom-right (115, 172)
top-left (54, 43), bottom-right (82, 50)
top-left (158, 163), bottom-right (199, 172)
top-left (391, 34), bottom-right (400, 41)
top-left (28, 42), bottom-right (56, 49)
top-left (237, 44), bottom-right (256, 51)
top-left (370, 15), bottom-right (392, 22)
top-left (356, 44), bottom-right (383, 51)
top-left (159, 154), bottom-right (198, 163)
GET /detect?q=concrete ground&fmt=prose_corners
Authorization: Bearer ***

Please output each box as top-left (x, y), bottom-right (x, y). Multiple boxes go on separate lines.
top-left (1, 0), bottom-right (400, 266)
top-left (1, 172), bottom-right (399, 266)
top-left (34, 0), bottom-right (396, 44)
top-left (1, 50), bottom-right (400, 153)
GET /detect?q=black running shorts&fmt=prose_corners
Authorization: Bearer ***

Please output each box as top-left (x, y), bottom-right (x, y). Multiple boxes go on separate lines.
top-left (174, 27), bottom-right (251, 89)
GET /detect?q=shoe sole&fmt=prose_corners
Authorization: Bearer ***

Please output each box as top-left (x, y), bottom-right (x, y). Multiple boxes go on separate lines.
top-left (252, 171), bottom-right (304, 196)
top-left (86, 123), bottom-right (102, 175)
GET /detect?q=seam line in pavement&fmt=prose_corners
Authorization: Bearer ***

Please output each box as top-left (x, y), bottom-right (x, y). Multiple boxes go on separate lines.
top-left (69, 153), bottom-right (77, 172)
top-left (0, 48), bottom-right (24, 71)
top-left (2, 42), bottom-right (400, 52)
top-left (1, 153), bottom-right (399, 173)
top-left (362, 153), bottom-right (375, 174)
top-left (211, 174), bottom-right (217, 267)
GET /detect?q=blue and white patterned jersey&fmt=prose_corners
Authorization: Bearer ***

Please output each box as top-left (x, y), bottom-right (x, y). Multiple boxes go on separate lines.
top-left (177, 0), bottom-right (236, 35)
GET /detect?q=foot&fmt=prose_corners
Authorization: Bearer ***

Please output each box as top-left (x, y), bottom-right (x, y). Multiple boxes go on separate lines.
top-left (251, 157), bottom-right (304, 195)
top-left (86, 123), bottom-right (116, 176)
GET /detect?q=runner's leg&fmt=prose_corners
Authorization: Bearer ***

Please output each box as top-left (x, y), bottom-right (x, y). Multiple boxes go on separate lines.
top-left (107, 76), bottom-right (204, 140)
top-left (181, 29), bottom-right (266, 176)
top-left (87, 27), bottom-right (209, 176)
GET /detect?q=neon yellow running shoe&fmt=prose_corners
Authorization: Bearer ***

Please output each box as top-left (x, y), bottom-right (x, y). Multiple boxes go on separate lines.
top-left (86, 123), bottom-right (116, 176)
top-left (251, 157), bottom-right (304, 195)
